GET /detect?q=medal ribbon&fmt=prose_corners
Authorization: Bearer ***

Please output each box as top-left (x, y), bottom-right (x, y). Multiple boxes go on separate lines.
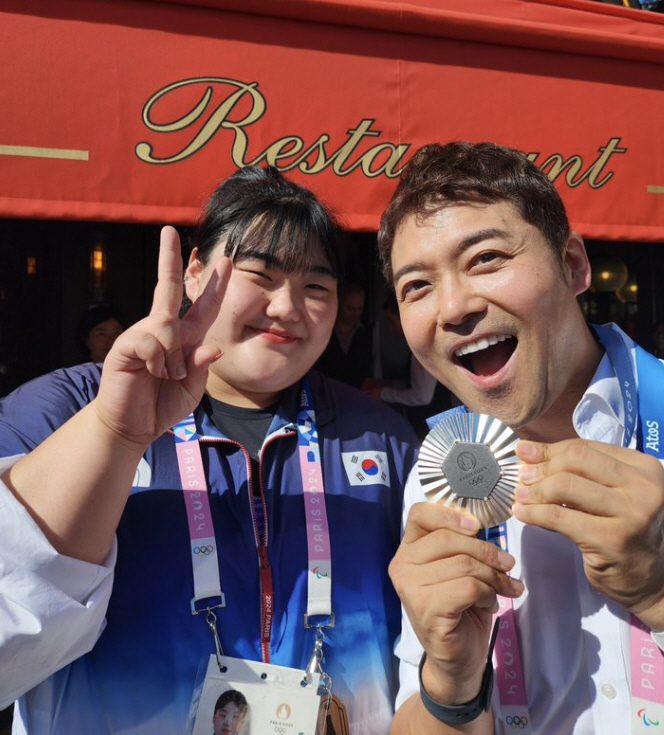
top-left (593, 324), bottom-right (664, 733)
top-left (173, 376), bottom-right (333, 661)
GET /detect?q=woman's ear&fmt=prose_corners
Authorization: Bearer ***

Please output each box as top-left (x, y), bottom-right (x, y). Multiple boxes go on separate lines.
top-left (562, 232), bottom-right (592, 296)
top-left (184, 247), bottom-right (205, 302)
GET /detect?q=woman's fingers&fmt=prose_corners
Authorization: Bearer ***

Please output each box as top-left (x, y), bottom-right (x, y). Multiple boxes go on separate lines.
top-left (141, 227), bottom-right (230, 381)
top-left (151, 226), bottom-right (186, 319)
top-left (184, 255), bottom-right (232, 340)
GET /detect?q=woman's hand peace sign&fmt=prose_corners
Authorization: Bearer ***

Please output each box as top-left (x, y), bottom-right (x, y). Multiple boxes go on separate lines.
top-left (94, 226), bottom-right (231, 447)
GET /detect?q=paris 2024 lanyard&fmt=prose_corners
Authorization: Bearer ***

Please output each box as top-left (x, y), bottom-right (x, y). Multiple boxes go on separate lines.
top-left (482, 324), bottom-right (664, 733)
top-left (173, 376), bottom-right (337, 734)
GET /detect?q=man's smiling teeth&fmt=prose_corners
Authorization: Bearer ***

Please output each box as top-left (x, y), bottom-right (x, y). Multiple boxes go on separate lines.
top-left (455, 334), bottom-right (511, 357)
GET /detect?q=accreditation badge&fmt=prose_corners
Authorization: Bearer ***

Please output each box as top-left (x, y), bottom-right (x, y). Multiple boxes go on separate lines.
top-left (418, 412), bottom-right (519, 528)
top-left (191, 655), bottom-right (322, 735)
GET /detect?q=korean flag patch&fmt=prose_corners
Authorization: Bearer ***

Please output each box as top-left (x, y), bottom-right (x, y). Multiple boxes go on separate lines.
top-left (341, 451), bottom-right (390, 487)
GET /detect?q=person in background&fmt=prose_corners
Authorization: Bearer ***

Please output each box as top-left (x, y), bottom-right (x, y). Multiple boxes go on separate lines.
top-left (365, 295), bottom-right (438, 408)
top-left (76, 304), bottom-right (124, 362)
top-left (378, 141), bottom-right (664, 734)
top-left (364, 296), bottom-right (453, 439)
top-left (0, 166), bottom-right (417, 735)
top-left (315, 282), bottom-right (373, 387)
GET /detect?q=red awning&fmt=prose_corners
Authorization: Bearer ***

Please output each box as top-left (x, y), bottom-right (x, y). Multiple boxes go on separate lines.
top-left (1, 0), bottom-right (663, 239)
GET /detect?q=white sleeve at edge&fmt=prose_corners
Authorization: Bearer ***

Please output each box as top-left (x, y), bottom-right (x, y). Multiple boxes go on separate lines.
top-left (651, 630), bottom-right (664, 652)
top-left (394, 465), bottom-right (426, 710)
top-left (0, 454), bottom-right (116, 708)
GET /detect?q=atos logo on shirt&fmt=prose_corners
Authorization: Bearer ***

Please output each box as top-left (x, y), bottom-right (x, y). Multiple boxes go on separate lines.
top-left (646, 420), bottom-right (660, 454)
top-left (341, 451), bottom-right (390, 487)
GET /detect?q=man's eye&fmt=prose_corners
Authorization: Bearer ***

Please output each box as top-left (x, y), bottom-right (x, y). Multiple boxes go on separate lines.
top-left (474, 252), bottom-right (501, 265)
top-left (401, 280), bottom-right (428, 298)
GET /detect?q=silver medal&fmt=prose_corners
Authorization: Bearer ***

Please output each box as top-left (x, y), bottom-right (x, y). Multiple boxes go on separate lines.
top-left (418, 412), bottom-right (519, 528)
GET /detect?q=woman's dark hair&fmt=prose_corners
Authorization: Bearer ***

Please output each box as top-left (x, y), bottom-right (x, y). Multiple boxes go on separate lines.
top-left (377, 141), bottom-right (571, 280)
top-left (76, 304), bottom-right (123, 357)
top-left (189, 166), bottom-right (344, 280)
top-left (214, 688), bottom-right (248, 715)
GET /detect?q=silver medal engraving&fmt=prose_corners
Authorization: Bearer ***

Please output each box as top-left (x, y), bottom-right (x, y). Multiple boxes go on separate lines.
top-left (418, 412), bottom-right (519, 528)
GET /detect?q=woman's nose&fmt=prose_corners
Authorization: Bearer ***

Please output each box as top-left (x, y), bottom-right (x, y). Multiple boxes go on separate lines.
top-left (266, 285), bottom-right (301, 321)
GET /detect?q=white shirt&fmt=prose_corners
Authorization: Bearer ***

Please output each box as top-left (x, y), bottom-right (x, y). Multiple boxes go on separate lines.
top-left (395, 330), bottom-right (664, 734)
top-left (380, 357), bottom-right (438, 407)
top-left (0, 455), bottom-right (115, 711)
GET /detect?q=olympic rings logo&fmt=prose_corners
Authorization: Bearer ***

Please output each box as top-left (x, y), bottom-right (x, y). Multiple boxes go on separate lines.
top-left (505, 715), bottom-right (528, 729)
top-left (273, 728), bottom-right (287, 734)
top-left (193, 545), bottom-right (215, 555)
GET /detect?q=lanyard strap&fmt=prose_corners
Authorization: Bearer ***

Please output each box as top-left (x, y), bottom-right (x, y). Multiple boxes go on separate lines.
top-left (593, 323), bottom-right (664, 459)
top-left (594, 325), bottom-right (664, 730)
top-left (485, 325), bottom-right (664, 731)
top-left (173, 414), bottom-right (224, 612)
top-left (485, 524), bottom-right (533, 733)
top-left (297, 376), bottom-right (334, 627)
top-left (173, 377), bottom-right (334, 660)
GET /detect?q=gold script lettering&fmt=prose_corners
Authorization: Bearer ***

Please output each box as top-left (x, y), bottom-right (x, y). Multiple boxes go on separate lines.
top-left (135, 77), bottom-right (625, 189)
top-left (136, 78), bottom-right (411, 177)
top-left (247, 119), bottom-right (410, 177)
top-left (135, 77), bottom-right (266, 165)
top-left (525, 137), bottom-right (627, 189)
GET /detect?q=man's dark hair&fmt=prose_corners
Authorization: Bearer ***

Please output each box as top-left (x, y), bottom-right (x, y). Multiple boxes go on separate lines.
top-left (377, 141), bottom-right (571, 280)
top-left (189, 165), bottom-right (344, 280)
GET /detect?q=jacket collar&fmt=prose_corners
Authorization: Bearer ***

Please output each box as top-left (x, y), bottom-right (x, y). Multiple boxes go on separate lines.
top-left (193, 371), bottom-right (336, 441)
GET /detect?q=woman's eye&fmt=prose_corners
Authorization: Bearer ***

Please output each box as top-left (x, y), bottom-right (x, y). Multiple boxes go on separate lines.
top-left (243, 267), bottom-right (271, 281)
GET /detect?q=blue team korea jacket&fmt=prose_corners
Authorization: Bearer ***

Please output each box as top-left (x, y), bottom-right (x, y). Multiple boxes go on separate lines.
top-left (0, 364), bottom-right (418, 735)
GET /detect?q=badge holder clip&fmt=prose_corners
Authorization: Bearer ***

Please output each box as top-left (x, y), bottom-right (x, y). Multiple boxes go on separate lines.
top-left (302, 615), bottom-right (334, 695)
top-left (191, 595), bottom-right (227, 670)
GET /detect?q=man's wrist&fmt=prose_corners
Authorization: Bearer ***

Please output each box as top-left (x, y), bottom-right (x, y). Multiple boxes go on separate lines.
top-left (418, 653), bottom-right (494, 725)
top-left (418, 621), bottom-right (499, 725)
top-left (630, 590), bottom-right (664, 636)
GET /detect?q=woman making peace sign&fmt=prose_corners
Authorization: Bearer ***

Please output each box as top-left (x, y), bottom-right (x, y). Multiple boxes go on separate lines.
top-left (0, 167), bottom-right (417, 735)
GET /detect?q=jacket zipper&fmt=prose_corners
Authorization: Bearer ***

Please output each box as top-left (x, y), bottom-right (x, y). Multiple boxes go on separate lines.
top-left (192, 428), bottom-right (297, 664)
top-left (255, 427), bottom-right (296, 662)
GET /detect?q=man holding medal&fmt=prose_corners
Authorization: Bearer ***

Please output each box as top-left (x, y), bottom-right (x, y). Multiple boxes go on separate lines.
top-left (379, 141), bottom-right (664, 734)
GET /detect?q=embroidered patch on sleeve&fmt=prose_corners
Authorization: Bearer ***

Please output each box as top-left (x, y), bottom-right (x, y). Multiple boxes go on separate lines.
top-left (341, 451), bottom-right (390, 486)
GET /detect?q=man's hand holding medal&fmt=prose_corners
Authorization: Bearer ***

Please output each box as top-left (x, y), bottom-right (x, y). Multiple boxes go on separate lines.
top-left (514, 437), bottom-right (664, 632)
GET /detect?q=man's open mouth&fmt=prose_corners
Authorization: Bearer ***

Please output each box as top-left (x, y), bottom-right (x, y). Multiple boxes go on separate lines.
top-left (454, 335), bottom-right (517, 377)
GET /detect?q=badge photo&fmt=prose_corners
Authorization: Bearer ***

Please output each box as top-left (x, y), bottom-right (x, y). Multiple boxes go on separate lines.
top-left (192, 656), bottom-right (322, 735)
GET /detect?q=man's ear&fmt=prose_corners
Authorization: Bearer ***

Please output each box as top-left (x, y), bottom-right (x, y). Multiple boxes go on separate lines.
top-left (562, 232), bottom-right (592, 296)
top-left (184, 247), bottom-right (205, 302)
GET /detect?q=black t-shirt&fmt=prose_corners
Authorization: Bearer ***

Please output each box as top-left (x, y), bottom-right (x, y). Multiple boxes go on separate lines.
top-left (201, 394), bottom-right (279, 492)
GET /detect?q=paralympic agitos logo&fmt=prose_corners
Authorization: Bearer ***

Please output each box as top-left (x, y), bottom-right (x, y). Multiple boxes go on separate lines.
top-left (135, 77), bottom-right (626, 188)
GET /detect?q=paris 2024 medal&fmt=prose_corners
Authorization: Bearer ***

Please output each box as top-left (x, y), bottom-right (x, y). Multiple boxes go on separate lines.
top-left (418, 412), bottom-right (519, 529)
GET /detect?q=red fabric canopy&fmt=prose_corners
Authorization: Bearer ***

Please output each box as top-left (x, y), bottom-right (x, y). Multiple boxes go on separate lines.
top-left (1, 0), bottom-right (663, 239)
